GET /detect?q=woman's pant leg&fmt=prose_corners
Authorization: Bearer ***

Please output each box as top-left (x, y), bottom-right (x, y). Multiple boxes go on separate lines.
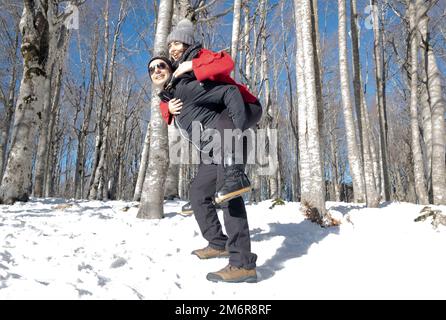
top-left (196, 84), bottom-right (248, 130)
top-left (243, 101), bottom-right (262, 130)
top-left (195, 82), bottom-right (263, 131)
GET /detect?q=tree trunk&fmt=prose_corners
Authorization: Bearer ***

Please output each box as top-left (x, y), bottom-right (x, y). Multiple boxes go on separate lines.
top-left (408, 1), bottom-right (429, 204)
top-left (371, 0), bottom-right (390, 201)
top-left (89, 0), bottom-right (110, 198)
top-left (74, 27), bottom-right (99, 199)
top-left (64, 136), bottom-right (73, 197)
top-left (89, 1), bottom-right (126, 200)
top-left (350, 0), bottom-right (379, 206)
top-left (243, 2), bottom-right (251, 87)
top-left (0, 22), bottom-right (19, 182)
top-left (417, 0), bottom-right (446, 205)
top-left (338, 0), bottom-right (366, 203)
top-left (0, 2), bottom-right (50, 204)
top-left (329, 131), bottom-right (341, 201)
top-left (294, 0), bottom-right (327, 222)
top-left (0, 74), bottom-right (17, 185)
top-left (33, 72), bottom-right (53, 198)
top-left (34, 19), bottom-right (71, 198)
top-left (419, 70), bottom-right (432, 199)
top-left (258, 0), bottom-right (278, 199)
top-left (230, 0), bottom-right (242, 79)
top-left (164, 125), bottom-right (180, 198)
top-left (133, 122), bottom-right (151, 201)
top-left (137, 0), bottom-right (173, 219)
top-left (310, 0), bottom-right (324, 166)
top-left (251, 19), bottom-right (258, 92)
top-left (44, 85), bottom-right (62, 197)
top-left (172, 0), bottom-right (192, 24)
top-left (162, 0), bottom-right (191, 200)
top-left (0, 92), bottom-right (14, 183)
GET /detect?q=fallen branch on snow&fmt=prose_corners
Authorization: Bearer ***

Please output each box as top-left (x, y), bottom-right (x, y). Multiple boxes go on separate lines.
top-left (414, 206), bottom-right (446, 229)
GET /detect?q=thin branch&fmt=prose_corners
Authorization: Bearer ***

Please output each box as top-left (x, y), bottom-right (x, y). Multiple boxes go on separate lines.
top-left (194, 0), bottom-right (218, 14)
top-left (197, 6), bottom-right (233, 23)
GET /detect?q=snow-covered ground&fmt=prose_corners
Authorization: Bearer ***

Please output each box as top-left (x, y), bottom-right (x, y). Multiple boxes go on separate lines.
top-left (0, 198), bottom-right (445, 300)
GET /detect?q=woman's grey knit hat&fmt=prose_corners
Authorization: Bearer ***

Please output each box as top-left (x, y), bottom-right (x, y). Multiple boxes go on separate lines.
top-left (166, 19), bottom-right (195, 46)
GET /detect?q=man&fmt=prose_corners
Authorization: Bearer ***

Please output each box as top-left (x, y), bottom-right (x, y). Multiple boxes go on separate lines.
top-left (151, 19), bottom-right (260, 283)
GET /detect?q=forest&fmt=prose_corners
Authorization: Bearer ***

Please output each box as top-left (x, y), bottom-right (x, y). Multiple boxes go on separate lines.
top-left (0, 0), bottom-right (444, 222)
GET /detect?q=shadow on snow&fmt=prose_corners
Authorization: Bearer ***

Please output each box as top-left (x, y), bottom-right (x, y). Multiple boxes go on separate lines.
top-left (251, 221), bottom-right (339, 282)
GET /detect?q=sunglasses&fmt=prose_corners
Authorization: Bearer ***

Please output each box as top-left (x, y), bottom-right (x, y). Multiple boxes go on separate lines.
top-left (149, 62), bottom-right (168, 75)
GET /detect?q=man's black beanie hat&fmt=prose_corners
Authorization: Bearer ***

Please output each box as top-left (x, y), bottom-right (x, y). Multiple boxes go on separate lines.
top-left (147, 56), bottom-right (173, 76)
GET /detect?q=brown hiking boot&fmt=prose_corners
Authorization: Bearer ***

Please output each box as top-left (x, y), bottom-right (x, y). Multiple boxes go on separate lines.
top-left (206, 264), bottom-right (257, 283)
top-left (191, 246), bottom-right (230, 259)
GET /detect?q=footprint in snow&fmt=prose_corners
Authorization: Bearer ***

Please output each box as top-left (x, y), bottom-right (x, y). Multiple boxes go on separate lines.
top-left (110, 257), bottom-right (127, 268)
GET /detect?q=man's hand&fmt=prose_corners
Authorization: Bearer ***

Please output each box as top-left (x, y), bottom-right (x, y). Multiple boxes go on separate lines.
top-left (168, 98), bottom-right (183, 115)
top-left (173, 61), bottom-right (193, 78)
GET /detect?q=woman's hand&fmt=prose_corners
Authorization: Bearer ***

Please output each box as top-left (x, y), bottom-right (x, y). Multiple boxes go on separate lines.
top-left (173, 61), bottom-right (193, 78)
top-left (168, 98), bottom-right (183, 115)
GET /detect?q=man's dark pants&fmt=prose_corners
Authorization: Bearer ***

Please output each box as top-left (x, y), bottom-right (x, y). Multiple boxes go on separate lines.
top-left (189, 110), bottom-right (260, 270)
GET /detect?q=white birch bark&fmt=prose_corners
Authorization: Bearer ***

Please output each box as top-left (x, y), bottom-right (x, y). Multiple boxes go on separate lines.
top-left (310, 0), bottom-right (324, 165)
top-left (0, 21), bottom-right (19, 182)
top-left (243, 2), bottom-right (251, 87)
top-left (34, 15), bottom-right (71, 197)
top-left (230, 0), bottom-right (242, 79)
top-left (350, 0), bottom-right (379, 206)
top-left (74, 28), bottom-right (99, 199)
top-left (89, 0), bottom-right (110, 198)
top-left (133, 122), bottom-right (151, 201)
top-left (416, 0), bottom-right (446, 205)
top-left (162, 0), bottom-right (191, 200)
top-left (90, 2), bottom-right (126, 200)
top-left (259, 0), bottom-right (278, 199)
top-left (0, 2), bottom-right (49, 204)
top-left (408, 1), bottom-right (429, 204)
top-left (338, 0), bottom-right (366, 203)
top-left (294, 0), bottom-right (327, 220)
top-left (137, 0), bottom-right (173, 219)
top-left (164, 125), bottom-right (180, 198)
top-left (371, 0), bottom-right (390, 201)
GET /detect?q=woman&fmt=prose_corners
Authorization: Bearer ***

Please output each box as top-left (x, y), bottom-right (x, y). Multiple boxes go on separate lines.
top-left (149, 54), bottom-right (257, 204)
top-left (148, 19), bottom-right (260, 283)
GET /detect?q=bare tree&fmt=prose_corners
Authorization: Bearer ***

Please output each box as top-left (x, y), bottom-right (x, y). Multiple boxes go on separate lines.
top-left (137, 0), bottom-right (173, 219)
top-left (74, 25), bottom-right (99, 199)
top-left (257, 0), bottom-right (278, 199)
top-left (1, 1), bottom-right (52, 204)
top-left (416, 0), bottom-right (446, 205)
top-left (310, 0), bottom-right (324, 164)
top-left (34, 12), bottom-right (72, 197)
top-left (349, 0), bottom-right (379, 206)
top-left (242, 1), bottom-right (252, 87)
top-left (44, 74), bottom-right (61, 198)
top-left (294, 0), bottom-right (328, 223)
top-left (133, 122), bottom-right (151, 201)
top-left (408, 0), bottom-right (429, 204)
top-left (89, 0), bottom-right (111, 199)
top-left (230, 0), bottom-right (242, 79)
top-left (371, 0), bottom-right (391, 201)
top-left (89, 0), bottom-right (127, 200)
top-left (0, 9), bottom-right (20, 182)
top-left (162, 0), bottom-right (193, 200)
top-left (338, 0), bottom-right (366, 203)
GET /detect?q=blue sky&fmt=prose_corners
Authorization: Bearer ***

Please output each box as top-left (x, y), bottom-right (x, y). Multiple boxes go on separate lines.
top-left (67, 0), bottom-right (440, 111)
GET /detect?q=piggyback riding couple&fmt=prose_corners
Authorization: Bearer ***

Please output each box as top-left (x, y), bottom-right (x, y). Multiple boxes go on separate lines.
top-left (148, 19), bottom-right (262, 283)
